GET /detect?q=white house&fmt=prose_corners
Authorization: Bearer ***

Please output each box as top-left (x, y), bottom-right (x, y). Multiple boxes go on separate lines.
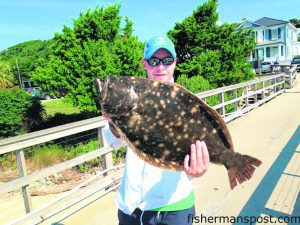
top-left (237, 17), bottom-right (300, 63)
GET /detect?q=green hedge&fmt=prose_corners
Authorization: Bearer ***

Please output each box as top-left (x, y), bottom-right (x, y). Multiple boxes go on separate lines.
top-left (0, 87), bottom-right (44, 138)
top-left (176, 74), bottom-right (211, 94)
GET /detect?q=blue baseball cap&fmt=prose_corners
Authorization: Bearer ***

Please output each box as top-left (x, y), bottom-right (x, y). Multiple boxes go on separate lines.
top-left (144, 36), bottom-right (177, 60)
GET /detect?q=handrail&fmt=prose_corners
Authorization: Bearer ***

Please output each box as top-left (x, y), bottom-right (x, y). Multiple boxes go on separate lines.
top-left (196, 74), bottom-right (286, 121)
top-left (196, 74), bottom-right (284, 98)
top-left (0, 116), bottom-right (106, 155)
top-left (285, 64), bottom-right (297, 88)
top-left (0, 71), bottom-right (297, 224)
top-left (0, 147), bottom-right (111, 195)
top-left (8, 165), bottom-right (124, 225)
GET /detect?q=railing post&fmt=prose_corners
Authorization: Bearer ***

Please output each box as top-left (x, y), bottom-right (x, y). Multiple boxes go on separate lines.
top-left (98, 127), bottom-right (113, 170)
top-left (244, 86), bottom-right (249, 108)
top-left (261, 81), bottom-right (265, 100)
top-left (289, 72), bottom-right (293, 88)
top-left (218, 93), bottom-right (225, 117)
top-left (253, 84), bottom-right (258, 103)
top-left (270, 65), bottom-right (273, 73)
top-left (16, 149), bottom-right (33, 213)
top-left (233, 89), bottom-right (238, 111)
top-left (282, 74), bottom-right (286, 91)
top-left (268, 79), bottom-right (271, 96)
top-left (284, 69), bottom-right (292, 88)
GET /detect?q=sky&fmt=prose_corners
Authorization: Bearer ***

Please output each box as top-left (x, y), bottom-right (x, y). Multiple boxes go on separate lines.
top-left (0, 0), bottom-right (300, 51)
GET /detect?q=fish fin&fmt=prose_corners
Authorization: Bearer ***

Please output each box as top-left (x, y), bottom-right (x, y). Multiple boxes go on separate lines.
top-left (113, 122), bottom-right (183, 171)
top-left (227, 154), bottom-right (262, 189)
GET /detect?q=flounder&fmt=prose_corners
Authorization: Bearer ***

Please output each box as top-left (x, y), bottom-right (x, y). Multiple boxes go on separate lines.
top-left (95, 76), bottom-right (262, 189)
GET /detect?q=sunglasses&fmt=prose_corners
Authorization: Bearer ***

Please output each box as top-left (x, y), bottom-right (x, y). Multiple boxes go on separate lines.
top-left (147, 57), bottom-right (175, 66)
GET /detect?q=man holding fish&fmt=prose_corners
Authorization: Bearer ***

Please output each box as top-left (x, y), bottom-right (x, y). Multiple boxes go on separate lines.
top-left (102, 35), bottom-right (210, 225)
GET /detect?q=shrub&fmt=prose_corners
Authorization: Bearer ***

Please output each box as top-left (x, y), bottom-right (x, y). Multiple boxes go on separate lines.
top-left (176, 74), bottom-right (211, 93)
top-left (0, 87), bottom-right (32, 138)
top-left (37, 111), bottom-right (96, 130)
top-left (112, 146), bottom-right (126, 164)
top-left (32, 146), bottom-right (67, 168)
top-left (0, 153), bottom-right (17, 171)
top-left (23, 98), bottom-right (46, 132)
top-left (0, 87), bottom-right (45, 138)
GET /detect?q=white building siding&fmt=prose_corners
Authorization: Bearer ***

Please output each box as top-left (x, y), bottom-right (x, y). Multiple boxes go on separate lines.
top-left (237, 18), bottom-right (300, 64)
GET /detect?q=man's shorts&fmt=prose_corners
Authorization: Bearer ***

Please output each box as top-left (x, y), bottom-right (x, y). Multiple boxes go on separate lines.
top-left (118, 206), bottom-right (195, 225)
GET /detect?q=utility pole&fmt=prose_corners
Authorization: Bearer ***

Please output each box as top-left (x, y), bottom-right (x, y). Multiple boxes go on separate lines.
top-left (16, 58), bottom-right (22, 89)
top-left (257, 55), bottom-right (261, 75)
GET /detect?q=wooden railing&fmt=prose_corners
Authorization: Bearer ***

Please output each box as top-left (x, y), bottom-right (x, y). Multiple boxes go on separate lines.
top-left (0, 71), bottom-right (297, 225)
top-left (0, 117), bottom-right (119, 225)
top-left (285, 64), bottom-right (297, 88)
top-left (196, 73), bottom-right (287, 123)
top-left (270, 64), bottom-right (298, 87)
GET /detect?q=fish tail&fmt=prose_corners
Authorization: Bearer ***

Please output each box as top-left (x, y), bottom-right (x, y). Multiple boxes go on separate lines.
top-left (226, 154), bottom-right (262, 189)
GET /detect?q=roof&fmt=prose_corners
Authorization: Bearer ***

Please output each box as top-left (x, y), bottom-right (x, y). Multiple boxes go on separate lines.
top-left (237, 20), bottom-right (262, 30)
top-left (254, 17), bottom-right (289, 27)
top-left (242, 19), bottom-right (261, 26)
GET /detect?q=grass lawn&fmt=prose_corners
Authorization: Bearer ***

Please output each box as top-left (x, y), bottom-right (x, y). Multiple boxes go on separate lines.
top-left (42, 98), bottom-right (81, 116)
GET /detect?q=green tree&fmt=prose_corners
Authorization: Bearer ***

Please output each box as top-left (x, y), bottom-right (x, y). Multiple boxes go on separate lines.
top-left (114, 17), bottom-right (145, 78)
top-left (290, 18), bottom-right (300, 41)
top-left (31, 4), bottom-right (144, 112)
top-left (289, 18), bottom-right (300, 28)
top-left (123, 16), bottom-right (134, 37)
top-left (168, 0), bottom-right (255, 88)
top-left (0, 61), bottom-right (14, 88)
top-left (0, 40), bottom-right (51, 85)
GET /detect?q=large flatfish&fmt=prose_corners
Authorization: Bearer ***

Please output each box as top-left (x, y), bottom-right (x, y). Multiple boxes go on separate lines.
top-left (94, 76), bottom-right (262, 189)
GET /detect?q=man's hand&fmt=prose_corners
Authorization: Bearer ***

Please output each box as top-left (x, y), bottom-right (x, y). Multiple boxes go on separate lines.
top-left (102, 112), bottom-right (112, 123)
top-left (102, 112), bottom-right (120, 138)
top-left (184, 141), bottom-right (210, 177)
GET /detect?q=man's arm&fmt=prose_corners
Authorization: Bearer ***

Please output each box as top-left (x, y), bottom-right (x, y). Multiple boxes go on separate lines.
top-left (108, 122), bottom-right (120, 138)
top-left (103, 112), bottom-right (120, 138)
top-left (102, 112), bottom-right (126, 150)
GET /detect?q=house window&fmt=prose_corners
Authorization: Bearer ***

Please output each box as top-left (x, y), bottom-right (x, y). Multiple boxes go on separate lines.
top-left (272, 29), bottom-right (278, 40)
top-left (278, 27), bottom-right (281, 39)
top-left (265, 29), bottom-right (271, 40)
top-left (281, 46), bottom-right (284, 56)
top-left (258, 49), bottom-right (264, 61)
top-left (252, 51), bottom-right (256, 59)
top-left (293, 32), bottom-right (297, 41)
top-left (257, 31), bottom-right (263, 43)
top-left (266, 47), bottom-right (270, 57)
top-left (271, 47), bottom-right (279, 58)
